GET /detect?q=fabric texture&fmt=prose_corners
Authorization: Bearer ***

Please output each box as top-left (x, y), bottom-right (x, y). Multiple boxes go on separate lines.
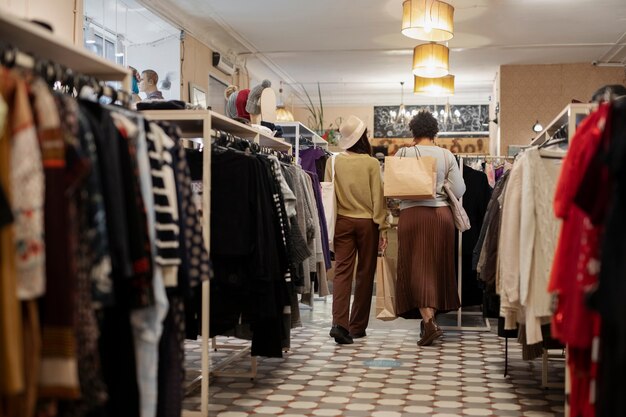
top-left (461, 166), bottom-right (492, 306)
top-left (147, 123), bottom-right (180, 287)
top-left (13, 79), bottom-right (46, 300)
top-left (324, 153), bottom-right (388, 232)
top-left (498, 158), bottom-right (524, 330)
top-left (33, 81), bottom-right (81, 400)
top-left (114, 113), bottom-right (168, 417)
top-left (0, 184), bottom-right (12, 229)
top-left (0, 68), bottom-right (29, 396)
top-left (145, 90), bottom-right (164, 100)
top-left (591, 100), bottom-right (626, 417)
top-left (520, 148), bottom-right (563, 344)
top-left (332, 216), bottom-right (379, 334)
top-left (395, 206), bottom-right (460, 319)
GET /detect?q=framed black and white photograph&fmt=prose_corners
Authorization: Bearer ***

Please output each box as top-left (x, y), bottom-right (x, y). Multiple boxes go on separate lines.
top-left (374, 104), bottom-right (490, 138)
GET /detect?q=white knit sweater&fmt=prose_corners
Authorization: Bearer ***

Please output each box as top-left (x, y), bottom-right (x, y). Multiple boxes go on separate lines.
top-left (498, 148), bottom-right (564, 344)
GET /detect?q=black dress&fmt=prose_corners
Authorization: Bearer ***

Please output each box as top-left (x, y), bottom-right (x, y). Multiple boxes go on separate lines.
top-left (461, 165), bottom-right (492, 307)
top-left (590, 99), bottom-right (626, 417)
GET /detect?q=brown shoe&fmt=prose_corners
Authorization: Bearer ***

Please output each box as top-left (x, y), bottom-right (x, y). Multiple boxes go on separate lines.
top-left (418, 319), bottom-right (443, 346)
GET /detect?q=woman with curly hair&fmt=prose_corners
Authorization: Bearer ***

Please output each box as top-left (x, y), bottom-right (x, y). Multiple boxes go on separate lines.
top-left (394, 110), bottom-right (466, 346)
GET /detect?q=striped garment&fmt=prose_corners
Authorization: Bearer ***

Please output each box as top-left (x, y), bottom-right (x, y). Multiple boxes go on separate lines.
top-left (146, 122), bottom-right (180, 287)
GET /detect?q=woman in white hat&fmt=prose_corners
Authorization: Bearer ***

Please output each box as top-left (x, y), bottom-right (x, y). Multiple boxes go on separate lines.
top-left (326, 115), bottom-right (389, 344)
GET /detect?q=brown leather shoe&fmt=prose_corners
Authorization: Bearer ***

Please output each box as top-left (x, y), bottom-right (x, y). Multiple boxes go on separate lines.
top-left (418, 319), bottom-right (443, 346)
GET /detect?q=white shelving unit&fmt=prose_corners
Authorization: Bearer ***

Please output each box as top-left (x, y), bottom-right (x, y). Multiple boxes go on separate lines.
top-left (531, 103), bottom-right (597, 146)
top-left (140, 110), bottom-right (292, 417)
top-left (0, 10), bottom-right (131, 89)
top-left (276, 122), bottom-right (328, 164)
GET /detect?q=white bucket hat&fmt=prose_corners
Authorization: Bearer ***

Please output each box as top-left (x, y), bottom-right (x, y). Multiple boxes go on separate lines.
top-left (338, 115), bottom-right (367, 150)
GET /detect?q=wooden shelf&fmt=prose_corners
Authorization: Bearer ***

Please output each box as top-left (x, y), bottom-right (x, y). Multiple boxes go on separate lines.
top-left (0, 11), bottom-right (130, 88)
top-left (140, 110), bottom-right (208, 137)
top-left (141, 110), bottom-right (291, 152)
top-left (276, 121), bottom-right (327, 145)
top-left (531, 103), bottom-right (597, 146)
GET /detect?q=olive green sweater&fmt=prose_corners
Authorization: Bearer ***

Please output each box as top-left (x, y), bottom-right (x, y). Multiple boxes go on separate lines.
top-left (325, 153), bottom-right (389, 232)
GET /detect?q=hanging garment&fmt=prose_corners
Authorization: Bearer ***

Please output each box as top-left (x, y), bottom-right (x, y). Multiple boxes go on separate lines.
top-left (210, 149), bottom-right (289, 358)
top-left (80, 100), bottom-right (134, 281)
top-left (0, 68), bottom-right (28, 396)
top-left (460, 165), bottom-right (491, 306)
top-left (80, 101), bottom-right (141, 417)
top-left (474, 171), bottom-right (510, 318)
top-left (0, 184), bottom-right (12, 229)
top-left (306, 171), bottom-right (332, 270)
top-left (147, 123), bottom-right (181, 288)
top-left (32, 80), bottom-right (81, 400)
top-left (498, 158), bottom-right (524, 331)
top-left (113, 113), bottom-right (168, 417)
top-left (299, 147), bottom-right (326, 177)
top-left (591, 100), bottom-right (626, 417)
top-left (519, 148), bottom-right (563, 344)
top-left (57, 93), bottom-right (108, 416)
top-left (12, 79), bottom-right (45, 301)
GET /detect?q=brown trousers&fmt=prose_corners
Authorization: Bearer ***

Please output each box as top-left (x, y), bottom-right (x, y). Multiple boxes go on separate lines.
top-left (332, 215), bottom-right (379, 334)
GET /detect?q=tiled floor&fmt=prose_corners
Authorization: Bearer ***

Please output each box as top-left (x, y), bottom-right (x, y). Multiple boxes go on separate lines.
top-left (183, 298), bottom-right (565, 417)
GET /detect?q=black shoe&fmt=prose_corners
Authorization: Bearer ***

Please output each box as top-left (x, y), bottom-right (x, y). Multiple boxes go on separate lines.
top-left (349, 330), bottom-right (367, 339)
top-left (329, 325), bottom-right (354, 344)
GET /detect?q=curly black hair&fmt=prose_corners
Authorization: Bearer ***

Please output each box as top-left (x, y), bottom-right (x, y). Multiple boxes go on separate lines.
top-left (409, 110), bottom-right (439, 140)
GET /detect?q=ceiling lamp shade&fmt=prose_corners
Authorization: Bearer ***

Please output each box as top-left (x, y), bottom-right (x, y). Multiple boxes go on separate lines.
top-left (276, 82), bottom-right (295, 121)
top-left (412, 42), bottom-right (450, 78)
top-left (276, 105), bottom-right (295, 122)
top-left (413, 74), bottom-right (455, 96)
top-left (402, 0), bottom-right (454, 42)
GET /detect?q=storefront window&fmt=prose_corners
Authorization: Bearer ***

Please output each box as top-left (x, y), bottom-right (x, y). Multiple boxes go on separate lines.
top-left (83, 0), bottom-right (181, 100)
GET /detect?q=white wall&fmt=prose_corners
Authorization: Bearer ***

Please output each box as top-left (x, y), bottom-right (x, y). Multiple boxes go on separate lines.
top-left (127, 36), bottom-right (181, 101)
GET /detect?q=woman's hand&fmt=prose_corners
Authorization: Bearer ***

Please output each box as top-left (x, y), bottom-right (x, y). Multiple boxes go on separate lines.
top-left (379, 236), bottom-right (388, 252)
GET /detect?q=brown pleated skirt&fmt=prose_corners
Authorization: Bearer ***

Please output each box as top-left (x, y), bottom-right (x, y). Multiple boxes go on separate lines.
top-left (395, 206), bottom-right (460, 319)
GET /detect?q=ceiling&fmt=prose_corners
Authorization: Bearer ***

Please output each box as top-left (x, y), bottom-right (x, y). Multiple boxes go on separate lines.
top-left (137, 0), bottom-right (626, 106)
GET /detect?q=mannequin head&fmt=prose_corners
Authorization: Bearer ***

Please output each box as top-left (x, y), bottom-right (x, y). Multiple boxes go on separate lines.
top-left (139, 69), bottom-right (159, 93)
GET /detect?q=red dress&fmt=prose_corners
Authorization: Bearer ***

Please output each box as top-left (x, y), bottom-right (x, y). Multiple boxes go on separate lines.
top-left (550, 103), bottom-right (610, 417)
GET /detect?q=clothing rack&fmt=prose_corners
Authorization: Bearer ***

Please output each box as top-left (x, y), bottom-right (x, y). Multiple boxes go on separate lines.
top-left (211, 129), bottom-right (294, 164)
top-left (439, 156), bottom-right (491, 332)
top-left (0, 42), bottom-right (132, 108)
top-left (275, 122), bottom-right (328, 165)
top-left (140, 109), bottom-right (291, 417)
top-left (455, 153), bottom-right (515, 162)
top-left (0, 11), bottom-right (131, 95)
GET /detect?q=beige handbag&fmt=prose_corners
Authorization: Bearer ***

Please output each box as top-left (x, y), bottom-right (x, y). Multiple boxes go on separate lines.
top-left (443, 153), bottom-right (471, 232)
top-left (375, 252), bottom-right (397, 321)
top-left (384, 147), bottom-right (436, 200)
top-left (320, 155), bottom-right (337, 250)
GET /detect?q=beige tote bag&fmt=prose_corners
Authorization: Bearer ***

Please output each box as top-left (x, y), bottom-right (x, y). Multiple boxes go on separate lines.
top-left (375, 253), bottom-right (397, 321)
top-left (320, 155), bottom-right (337, 250)
top-left (384, 146), bottom-right (437, 200)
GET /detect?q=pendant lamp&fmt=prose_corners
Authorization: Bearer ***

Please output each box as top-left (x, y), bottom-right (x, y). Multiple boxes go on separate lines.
top-left (412, 42), bottom-right (450, 78)
top-left (413, 74), bottom-right (455, 97)
top-left (402, 0), bottom-right (454, 42)
top-left (276, 82), bottom-right (294, 122)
